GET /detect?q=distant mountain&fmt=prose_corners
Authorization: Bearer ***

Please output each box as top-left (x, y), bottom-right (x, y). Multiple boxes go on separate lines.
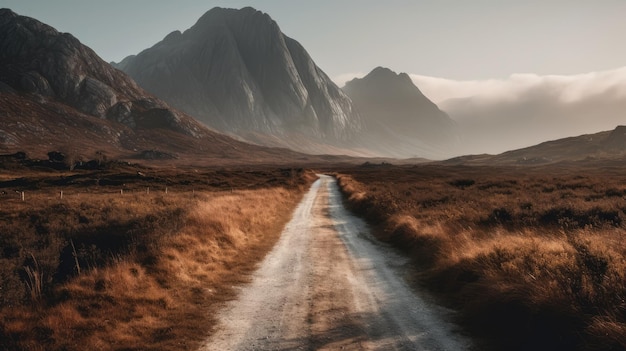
top-left (343, 67), bottom-right (460, 159)
top-left (444, 125), bottom-right (626, 165)
top-left (114, 7), bottom-right (362, 155)
top-left (0, 8), bottom-right (305, 164)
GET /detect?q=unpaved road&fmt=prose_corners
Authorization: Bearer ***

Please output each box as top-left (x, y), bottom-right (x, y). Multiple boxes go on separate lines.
top-left (200, 175), bottom-right (469, 350)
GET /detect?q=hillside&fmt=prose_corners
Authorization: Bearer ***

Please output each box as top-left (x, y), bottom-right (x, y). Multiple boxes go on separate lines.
top-left (444, 125), bottom-right (626, 165)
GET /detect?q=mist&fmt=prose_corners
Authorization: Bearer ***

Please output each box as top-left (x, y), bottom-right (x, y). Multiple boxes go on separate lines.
top-left (406, 67), bottom-right (626, 155)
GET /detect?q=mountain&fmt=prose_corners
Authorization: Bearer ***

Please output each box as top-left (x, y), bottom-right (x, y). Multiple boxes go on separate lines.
top-left (343, 67), bottom-right (460, 159)
top-left (0, 8), bottom-right (306, 165)
top-left (114, 7), bottom-right (362, 155)
top-left (444, 125), bottom-right (626, 165)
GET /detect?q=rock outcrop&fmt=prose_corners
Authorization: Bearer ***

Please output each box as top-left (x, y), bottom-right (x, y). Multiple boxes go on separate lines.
top-left (114, 7), bottom-right (362, 152)
top-left (343, 67), bottom-right (460, 159)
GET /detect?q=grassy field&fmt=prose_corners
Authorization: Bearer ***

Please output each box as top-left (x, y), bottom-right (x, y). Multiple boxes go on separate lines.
top-left (335, 163), bottom-right (626, 351)
top-left (0, 163), bottom-right (315, 351)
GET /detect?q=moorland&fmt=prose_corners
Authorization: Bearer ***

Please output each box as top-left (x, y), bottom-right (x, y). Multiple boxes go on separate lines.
top-left (335, 162), bottom-right (626, 351)
top-left (0, 154), bottom-right (315, 351)
top-left (4, 151), bottom-right (626, 350)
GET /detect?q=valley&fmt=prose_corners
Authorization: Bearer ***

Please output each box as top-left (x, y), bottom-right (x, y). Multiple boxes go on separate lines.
top-left (4, 161), bottom-right (626, 350)
top-left (2, 3), bottom-right (626, 351)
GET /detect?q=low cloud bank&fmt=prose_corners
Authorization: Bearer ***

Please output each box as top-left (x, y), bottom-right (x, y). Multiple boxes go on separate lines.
top-left (334, 68), bottom-right (626, 156)
top-left (426, 68), bottom-right (626, 155)
top-left (410, 67), bottom-right (626, 105)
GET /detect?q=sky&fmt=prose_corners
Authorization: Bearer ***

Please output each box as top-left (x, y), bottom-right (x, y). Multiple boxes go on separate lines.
top-left (4, 0), bottom-right (626, 155)
top-left (4, 0), bottom-right (626, 84)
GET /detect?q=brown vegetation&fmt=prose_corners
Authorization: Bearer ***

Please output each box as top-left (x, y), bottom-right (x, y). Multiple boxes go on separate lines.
top-left (336, 163), bottom-right (626, 351)
top-left (0, 164), bottom-right (315, 350)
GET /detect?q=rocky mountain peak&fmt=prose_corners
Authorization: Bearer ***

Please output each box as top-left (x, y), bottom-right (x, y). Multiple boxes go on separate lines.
top-left (187, 7), bottom-right (279, 43)
top-left (366, 66), bottom-right (411, 83)
top-left (116, 7), bottom-right (362, 153)
top-left (343, 67), bottom-right (459, 158)
top-left (0, 8), bottom-right (18, 22)
top-left (345, 67), bottom-right (425, 100)
top-left (1, 9), bottom-right (135, 107)
top-left (0, 9), bottom-right (202, 137)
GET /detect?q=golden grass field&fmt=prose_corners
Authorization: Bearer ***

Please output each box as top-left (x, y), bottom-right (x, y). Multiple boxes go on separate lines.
top-left (336, 163), bottom-right (626, 351)
top-left (0, 165), bottom-right (315, 351)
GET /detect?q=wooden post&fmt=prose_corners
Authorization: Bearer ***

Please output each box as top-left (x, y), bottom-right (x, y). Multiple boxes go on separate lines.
top-left (59, 191), bottom-right (63, 200)
top-left (20, 191), bottom-right (24, 201)
top-left (165, 187), bottom-right (168, 194)
top-left (70, 239), bottom-right (81, 275)
top-left (146, 187), bottom-right (149, 195)
top-left (120, 189), bottom-right (123, 195)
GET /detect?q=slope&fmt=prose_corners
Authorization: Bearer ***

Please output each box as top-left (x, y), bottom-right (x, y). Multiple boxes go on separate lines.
top-left (444, 125), bottom-right (626, 165)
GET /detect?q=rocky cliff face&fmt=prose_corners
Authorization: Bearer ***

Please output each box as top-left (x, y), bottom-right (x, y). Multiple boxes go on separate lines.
top-left (0, 8), bottom-right (309, 164)
top-left (343, 67), bottom-right (460, 159)
top-left (114, 7), bottom-right (361, 152)
top-left (0, 8), bottom-right (202, 137)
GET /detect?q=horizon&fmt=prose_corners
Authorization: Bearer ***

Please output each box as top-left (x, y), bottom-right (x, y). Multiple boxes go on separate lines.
top-left (3, 1), bottom-right (626, 155)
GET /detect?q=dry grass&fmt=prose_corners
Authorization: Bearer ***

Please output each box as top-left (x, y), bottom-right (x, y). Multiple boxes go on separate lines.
top-left (0, 167), bottom-right (315, 350)
top-left (336, 164), bottom-right (626, 351)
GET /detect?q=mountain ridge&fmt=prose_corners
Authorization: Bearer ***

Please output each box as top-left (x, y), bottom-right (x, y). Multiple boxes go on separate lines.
top-left (0, 8), bottom-right (311, 165)
top-left (443, 125), bottom-right (626, 165)
top-left (114, 6), bottom-right (362, 155)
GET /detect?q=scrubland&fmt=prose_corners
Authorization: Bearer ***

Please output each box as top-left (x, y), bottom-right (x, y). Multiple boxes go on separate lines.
top-left (0, 166), bottom-right (314, 351)
top-left (336, 164), bottom-right (626, 351)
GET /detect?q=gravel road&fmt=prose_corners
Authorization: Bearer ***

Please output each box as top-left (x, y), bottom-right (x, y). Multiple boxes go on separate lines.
top-left (200, 175), bottom-right (469, 350)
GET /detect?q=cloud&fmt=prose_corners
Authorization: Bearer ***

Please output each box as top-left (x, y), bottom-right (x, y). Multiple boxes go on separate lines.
top-left (418, 67), bottom-right (626, 155)
top-left (410, 67), bottom-right (626, 104)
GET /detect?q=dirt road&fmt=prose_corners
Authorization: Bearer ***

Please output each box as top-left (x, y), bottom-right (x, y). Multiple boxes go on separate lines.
top-left (200, 175), bottom-right (469, 350)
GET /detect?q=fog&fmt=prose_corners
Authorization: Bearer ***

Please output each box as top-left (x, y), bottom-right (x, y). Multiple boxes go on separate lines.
top-left (338, 67), bottom-right (626, 156)
top-left (411, 67), bottom-right (626, 105)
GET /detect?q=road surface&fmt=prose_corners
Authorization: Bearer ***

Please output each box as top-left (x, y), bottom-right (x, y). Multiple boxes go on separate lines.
top-left (200, 175), bottom-right (469, 350)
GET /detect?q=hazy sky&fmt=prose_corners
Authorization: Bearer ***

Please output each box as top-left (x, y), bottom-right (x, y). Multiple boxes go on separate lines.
top-left (4, 0), bottom-right (626, 83)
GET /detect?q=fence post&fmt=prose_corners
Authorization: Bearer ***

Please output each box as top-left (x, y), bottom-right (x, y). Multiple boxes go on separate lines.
top-left (120, 189), bottom-right (123, 195)
top-left (60, 191), bottom-right (63, 200)
top-left (165, 187), bottom-right (168, 194)
top-left (21, 191), bottom-right (24, 201)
